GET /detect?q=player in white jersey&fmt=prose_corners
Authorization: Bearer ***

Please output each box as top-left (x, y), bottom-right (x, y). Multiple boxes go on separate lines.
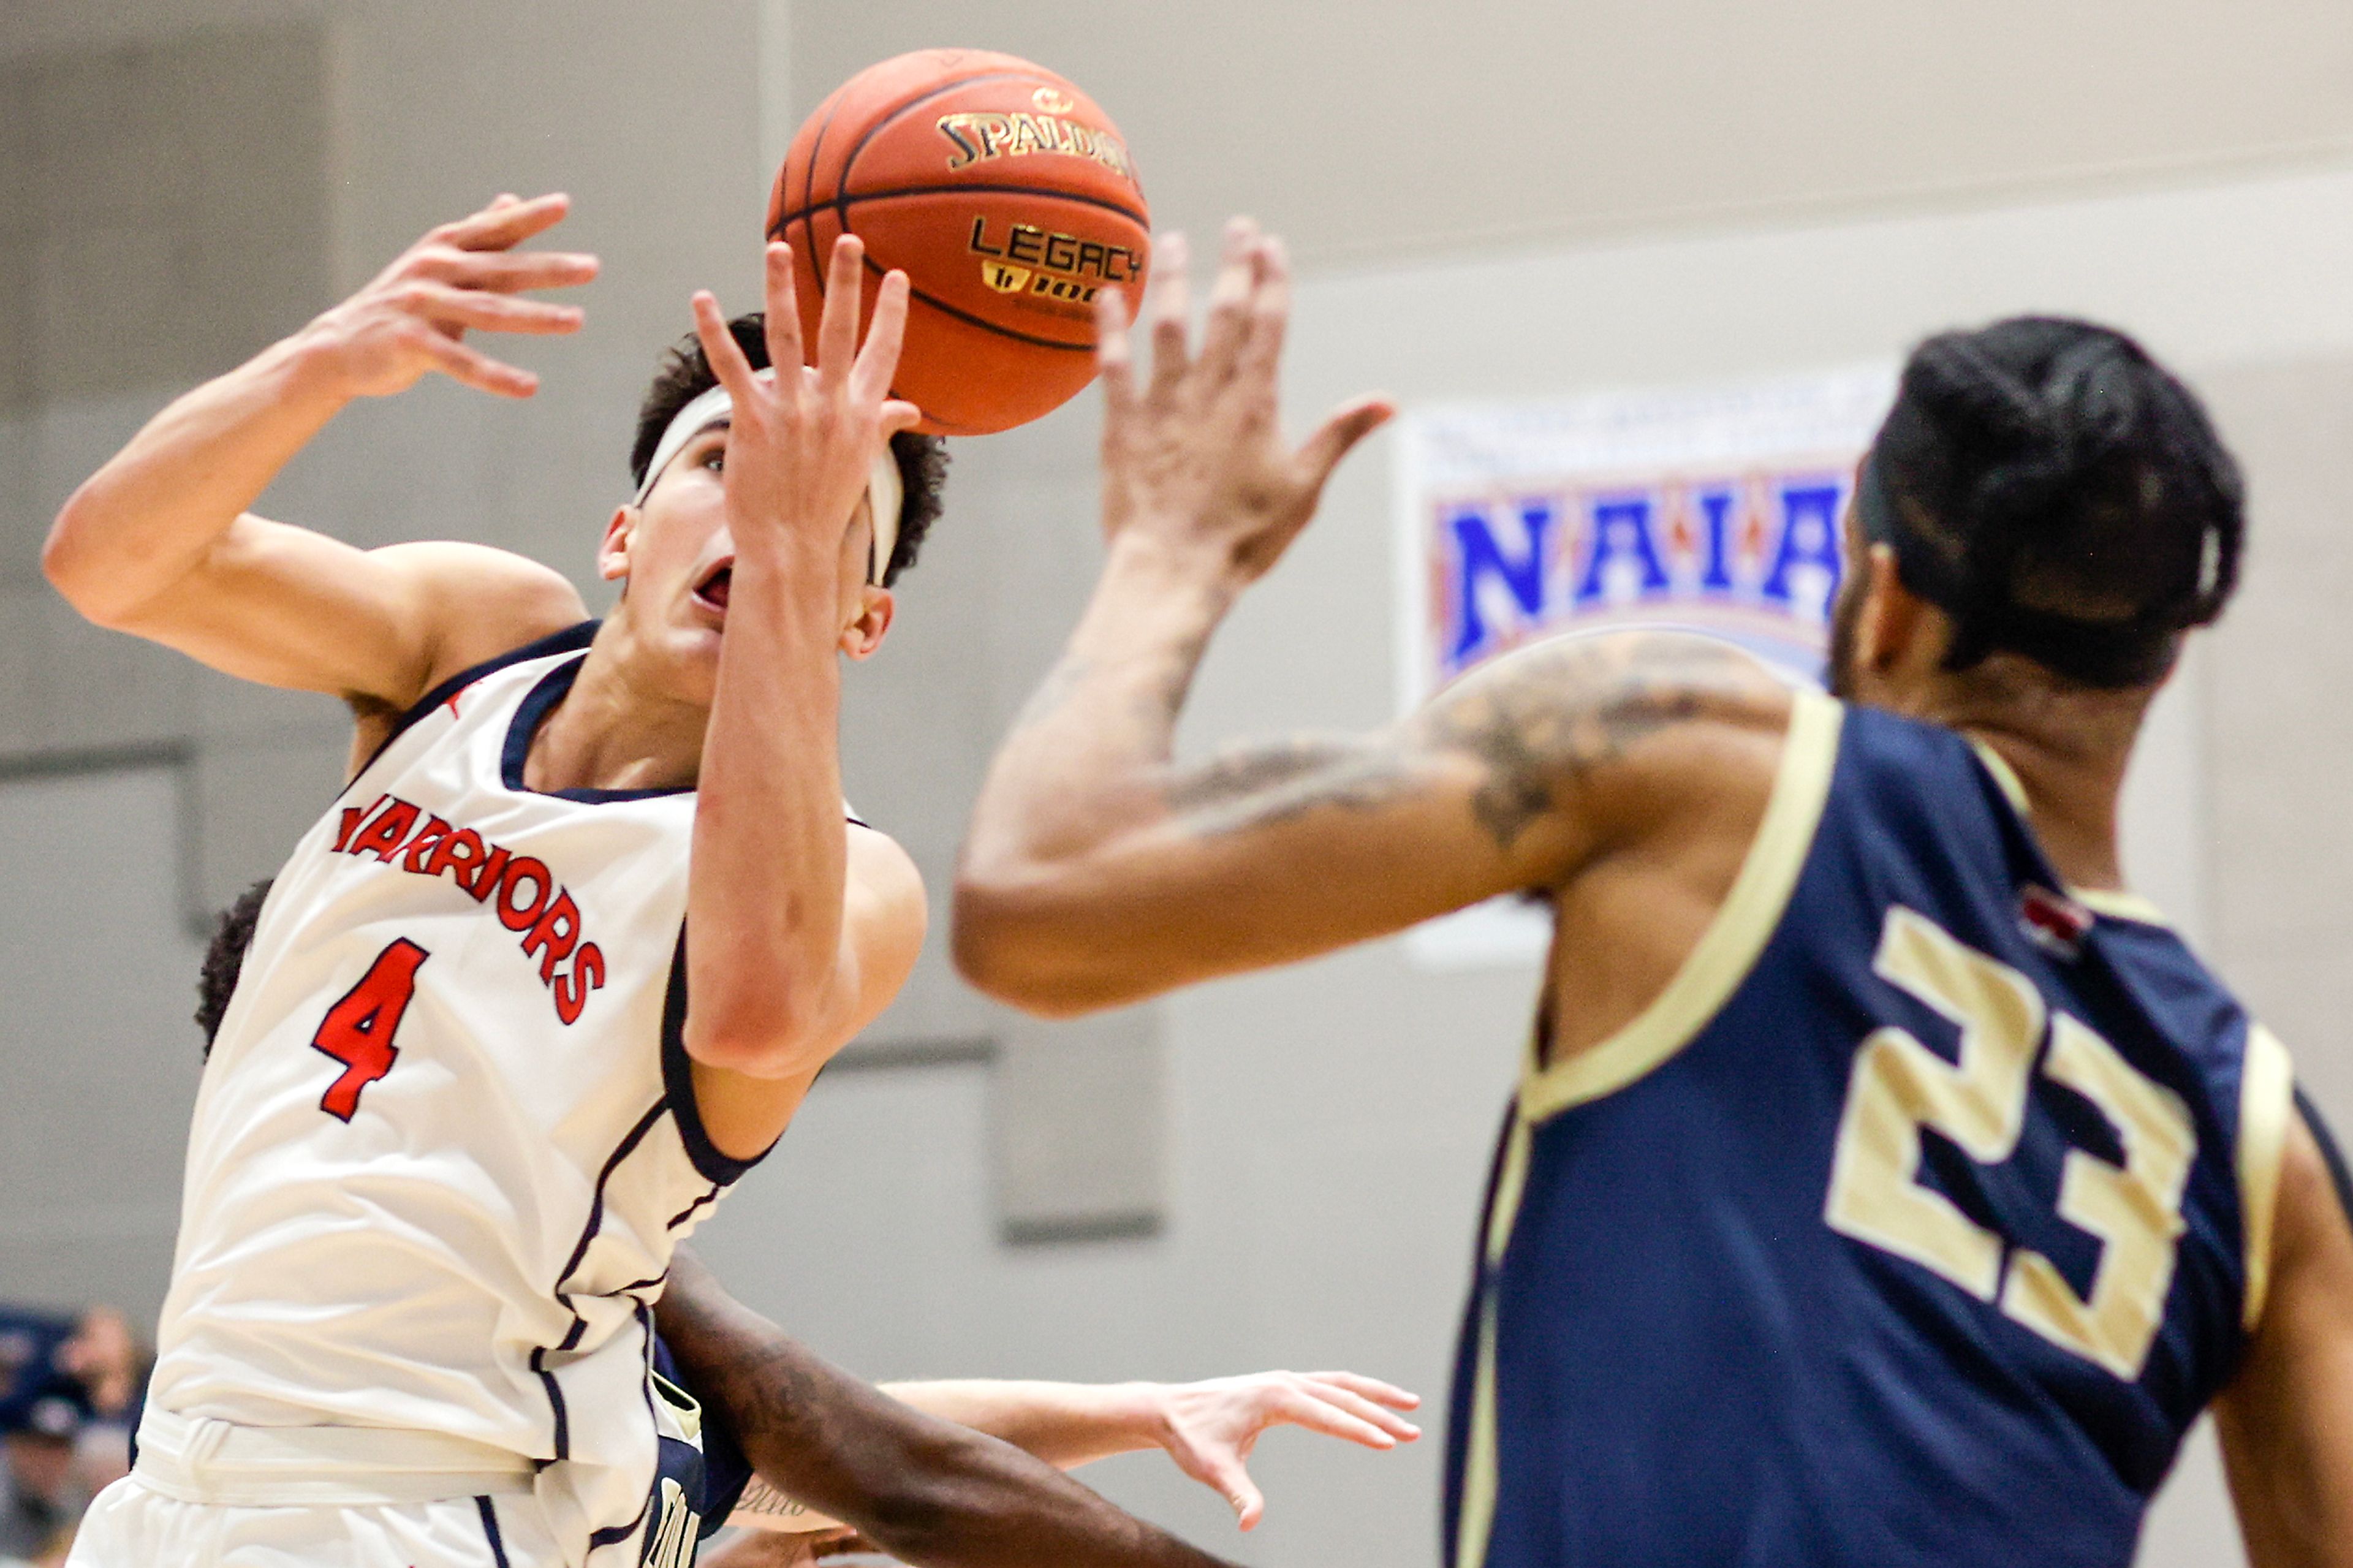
top-left (40, 192), bottom-right (938, 1566)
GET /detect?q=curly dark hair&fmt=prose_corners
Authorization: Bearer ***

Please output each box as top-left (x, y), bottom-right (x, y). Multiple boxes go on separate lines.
top-left (628, 313), bottom-right (949, 588)
top-left (196, 878), bottom-right (273, 1057)
top-left (1862, 316), bottom-right (2243, 688)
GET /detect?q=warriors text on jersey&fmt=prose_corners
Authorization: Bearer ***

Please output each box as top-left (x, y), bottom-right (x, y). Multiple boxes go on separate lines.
top-left (138, 623), bottom-right (773, 1562)
top-left (1443, 691), bottom-right (2294, 1568)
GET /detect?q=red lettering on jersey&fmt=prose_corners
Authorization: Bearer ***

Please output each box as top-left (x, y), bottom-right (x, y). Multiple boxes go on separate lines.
top-left (496, 857), bottom-right (553, 931)
top-left (329, 798), bottom-right (616, 1023)
top-left (400, 816), bottom-right (454, 874)
top-left (311, 937), bottom-right (430, 1119)
top-left (521, 890), bottom-right (581, 982)
top-left (553, 942), bottom-right (605, 1025)
top-left (349, 798), bottom-right (422, 861)
top-left (333, 796), bottom-right (387, 854)
top-left (463, 846), bottom-right (512, 903)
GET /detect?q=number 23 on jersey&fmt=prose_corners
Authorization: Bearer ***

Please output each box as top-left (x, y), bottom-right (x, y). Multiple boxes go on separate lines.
top-left (1825, 906), bottom-right (2196, 1381)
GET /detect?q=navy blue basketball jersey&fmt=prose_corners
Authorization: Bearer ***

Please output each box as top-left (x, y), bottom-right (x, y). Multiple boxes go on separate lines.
top-left (1443, 691), bottom-right (2293, 1568)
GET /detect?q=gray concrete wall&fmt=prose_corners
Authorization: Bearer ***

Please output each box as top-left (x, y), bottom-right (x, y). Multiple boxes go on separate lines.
top-left (4, 4), bottom-right (2353, 1566)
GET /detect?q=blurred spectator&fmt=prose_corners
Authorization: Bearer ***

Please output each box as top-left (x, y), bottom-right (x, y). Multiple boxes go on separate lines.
top-left (0, 1392), bottom-right (87, 1561)
top-left (0, 1305), bottom-right (147, 1566)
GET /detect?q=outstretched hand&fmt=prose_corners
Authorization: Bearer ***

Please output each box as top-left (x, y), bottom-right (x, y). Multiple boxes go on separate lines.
top-left (1094, 218), bottom-right (1392, 586)
top-left (306, 192), bottom-right (597, 400)
top-left (689, 235), bottom-right (921, 570)
top-left (1154, 1369), bottom-right (1421, 1531)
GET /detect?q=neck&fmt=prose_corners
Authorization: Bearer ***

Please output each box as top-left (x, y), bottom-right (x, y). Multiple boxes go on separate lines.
top-left (1908, 660), bottom-right (2153, 894)
top-left (524, 618), bottom-right (710, 793)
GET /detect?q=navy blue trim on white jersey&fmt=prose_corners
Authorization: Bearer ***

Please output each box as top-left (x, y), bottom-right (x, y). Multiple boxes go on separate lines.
top-left (659, 930), bottom-right (780, 1186)
top-left (534, 1099), bottom-right (667, 1462)
top-left (475, 1496), bottom-right (513, 1568)
top-left (584, 1305), bottom-right (664, 1551)
top-left (502, 655), bottom-right (697, 804)
top-left (350, 621), bottom-right (600, 785)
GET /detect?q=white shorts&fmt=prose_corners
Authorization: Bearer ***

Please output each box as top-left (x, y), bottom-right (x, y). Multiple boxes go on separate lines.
top-left (65, 1476), bottom-right (566, 1568)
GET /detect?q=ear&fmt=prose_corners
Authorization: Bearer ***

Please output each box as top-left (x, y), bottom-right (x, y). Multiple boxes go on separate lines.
top-left (1854, 541), bottom-right (1934, 677)
top-left (839, 585), bottom-right (895, 661)
top-left (597, 506), bottom-right (635, 585)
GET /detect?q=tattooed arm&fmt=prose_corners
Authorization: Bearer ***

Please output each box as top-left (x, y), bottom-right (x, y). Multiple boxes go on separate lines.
top-left (954, 220), bottom-right (1790, 1015)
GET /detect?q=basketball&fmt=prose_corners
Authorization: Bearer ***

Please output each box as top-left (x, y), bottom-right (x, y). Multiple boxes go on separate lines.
top-left (767, 49), bottom-right (1151, 436)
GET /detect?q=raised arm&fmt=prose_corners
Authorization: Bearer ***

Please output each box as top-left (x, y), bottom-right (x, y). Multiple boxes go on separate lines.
top-left (655, 1252), bottom-right (1248, 1568)
top-left (2214, 1099), bottom-right (2353, 1567)
top-left (882, 1371), bottom-right (1418, 1530)
top-left (42, 193), bottom-right (596, 708)
top-left (953, 221), bottom-right (1789, 1016)
top-left (676, 237), bottom-right (928, 1162)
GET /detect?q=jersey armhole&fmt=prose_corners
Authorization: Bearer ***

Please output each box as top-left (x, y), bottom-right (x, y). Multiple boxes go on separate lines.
top-left (2238, 1023), bottom-right (2296, 1331)
top-left (659, 928), bottom-right (780, 1187)
top-left (1517, 689), bottom-right (1844, 1120)
top-left (347, 619), bottom-right (601, 786)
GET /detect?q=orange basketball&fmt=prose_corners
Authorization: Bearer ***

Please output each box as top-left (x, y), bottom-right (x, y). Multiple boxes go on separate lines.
top-left (768, 49), bottom-right (1150, 436)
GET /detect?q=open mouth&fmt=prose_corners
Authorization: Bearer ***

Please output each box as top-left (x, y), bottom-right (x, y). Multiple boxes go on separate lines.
top-left (692, 559), bottom-right (733, 614)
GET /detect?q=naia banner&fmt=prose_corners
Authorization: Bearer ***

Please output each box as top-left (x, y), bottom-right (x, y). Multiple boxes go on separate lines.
top-left (1391, 364), bottom-right (1896, 966)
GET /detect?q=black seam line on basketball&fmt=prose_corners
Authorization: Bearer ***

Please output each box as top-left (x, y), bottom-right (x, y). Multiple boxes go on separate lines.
top-left (801, 70), bottom-right (1102, 312)
top-left (854, 254), bottom-right (1096, 354)
top-left (835, 70), bottom-right (1046, 219)
top-left (798, 72), bottom-right (1037, 295)
top-left (797, 96), bottom-right (845, 297)
top-left (768, 180), bottom-right (1151, 241)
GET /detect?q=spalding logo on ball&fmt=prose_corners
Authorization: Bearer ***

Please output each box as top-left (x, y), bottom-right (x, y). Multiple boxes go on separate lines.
top-left (769, 49), bottom-right (1151, 436)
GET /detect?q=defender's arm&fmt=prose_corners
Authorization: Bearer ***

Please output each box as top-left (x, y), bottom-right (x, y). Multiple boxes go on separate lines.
top-left (2214, 1102), bottom-right (2353, 1567)
top-left (42, 194), bottom-right (594, 708)
top-left (952, 221), bottom-right (1783, 1015)
top-left (655, 1252), bottom-right (1248, 1568)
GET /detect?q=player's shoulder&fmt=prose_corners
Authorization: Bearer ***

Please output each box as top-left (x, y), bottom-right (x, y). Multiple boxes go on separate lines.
top-left (369, 540), bottom-right (589, 695)
top-left (1425, 627), bottom-right (1798, 781)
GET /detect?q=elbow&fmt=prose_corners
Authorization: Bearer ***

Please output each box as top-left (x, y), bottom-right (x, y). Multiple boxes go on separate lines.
top-left (950, 877), bottom-right (1131, 1020)
top-left (681, 1001), bottom-right (828, 1079)
top-left (42, 491), bottom-right (137, 628)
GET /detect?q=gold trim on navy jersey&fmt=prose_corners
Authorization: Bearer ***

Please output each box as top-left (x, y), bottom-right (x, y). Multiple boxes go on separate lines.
top-left (2238, 1024), bottom-right (2295, 1331)
top-left (1517, 688), bottom-right (1844, 1124)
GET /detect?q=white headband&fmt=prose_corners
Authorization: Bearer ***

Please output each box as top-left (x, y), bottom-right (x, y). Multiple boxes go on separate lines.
top-left (632, 370), bottom-right (903, 586)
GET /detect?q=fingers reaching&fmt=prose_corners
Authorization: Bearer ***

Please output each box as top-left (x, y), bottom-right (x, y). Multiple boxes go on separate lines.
top-left (1302, 1370), bottom-right (1422, 1411)
top-left (1298, 393), bottom-right (1396, 489)
top-left (1095, 285), bottom-right (1137, 426)
top-left (760, 243), bottom-right (806, 390)
top-left (412, 330), bottom-right (539, 400)
top-left (690, 289), bottom-right (762, 404)
top-left (852, 270), bottom-right (912, 408)
top-left (816, 233), bottom-right (868, 390)
top-left (1144, 231), bottom-right (1192, 405)
top-left (1194, 217), bottom-right (1261, 387)
top-left (436, 191), bottom-right (575, 253)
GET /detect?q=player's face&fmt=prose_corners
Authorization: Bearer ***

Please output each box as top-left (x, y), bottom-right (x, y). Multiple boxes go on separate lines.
top-left (600, 426), bottom-right (893, 701)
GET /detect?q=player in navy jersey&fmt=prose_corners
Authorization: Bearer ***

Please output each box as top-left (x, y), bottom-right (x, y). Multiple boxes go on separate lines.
top-left (953, 219), bottom-right (2353, 1566)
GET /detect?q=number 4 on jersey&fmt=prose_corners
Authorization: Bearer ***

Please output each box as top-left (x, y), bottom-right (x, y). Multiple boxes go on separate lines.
top-left (311, 939), bottom-right (430, 1121)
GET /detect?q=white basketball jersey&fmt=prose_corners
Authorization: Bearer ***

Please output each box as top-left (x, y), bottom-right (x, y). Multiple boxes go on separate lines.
top-left (149, 624), bottom-right (769, 1561)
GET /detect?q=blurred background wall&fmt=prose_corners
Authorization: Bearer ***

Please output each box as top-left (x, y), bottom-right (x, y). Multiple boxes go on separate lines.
top-left (6, 3), bottom-right (2353, 1565)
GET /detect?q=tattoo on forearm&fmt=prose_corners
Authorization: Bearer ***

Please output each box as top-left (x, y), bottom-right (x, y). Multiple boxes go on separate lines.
top-left (1165, 736), bottom-right (1415, 835)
